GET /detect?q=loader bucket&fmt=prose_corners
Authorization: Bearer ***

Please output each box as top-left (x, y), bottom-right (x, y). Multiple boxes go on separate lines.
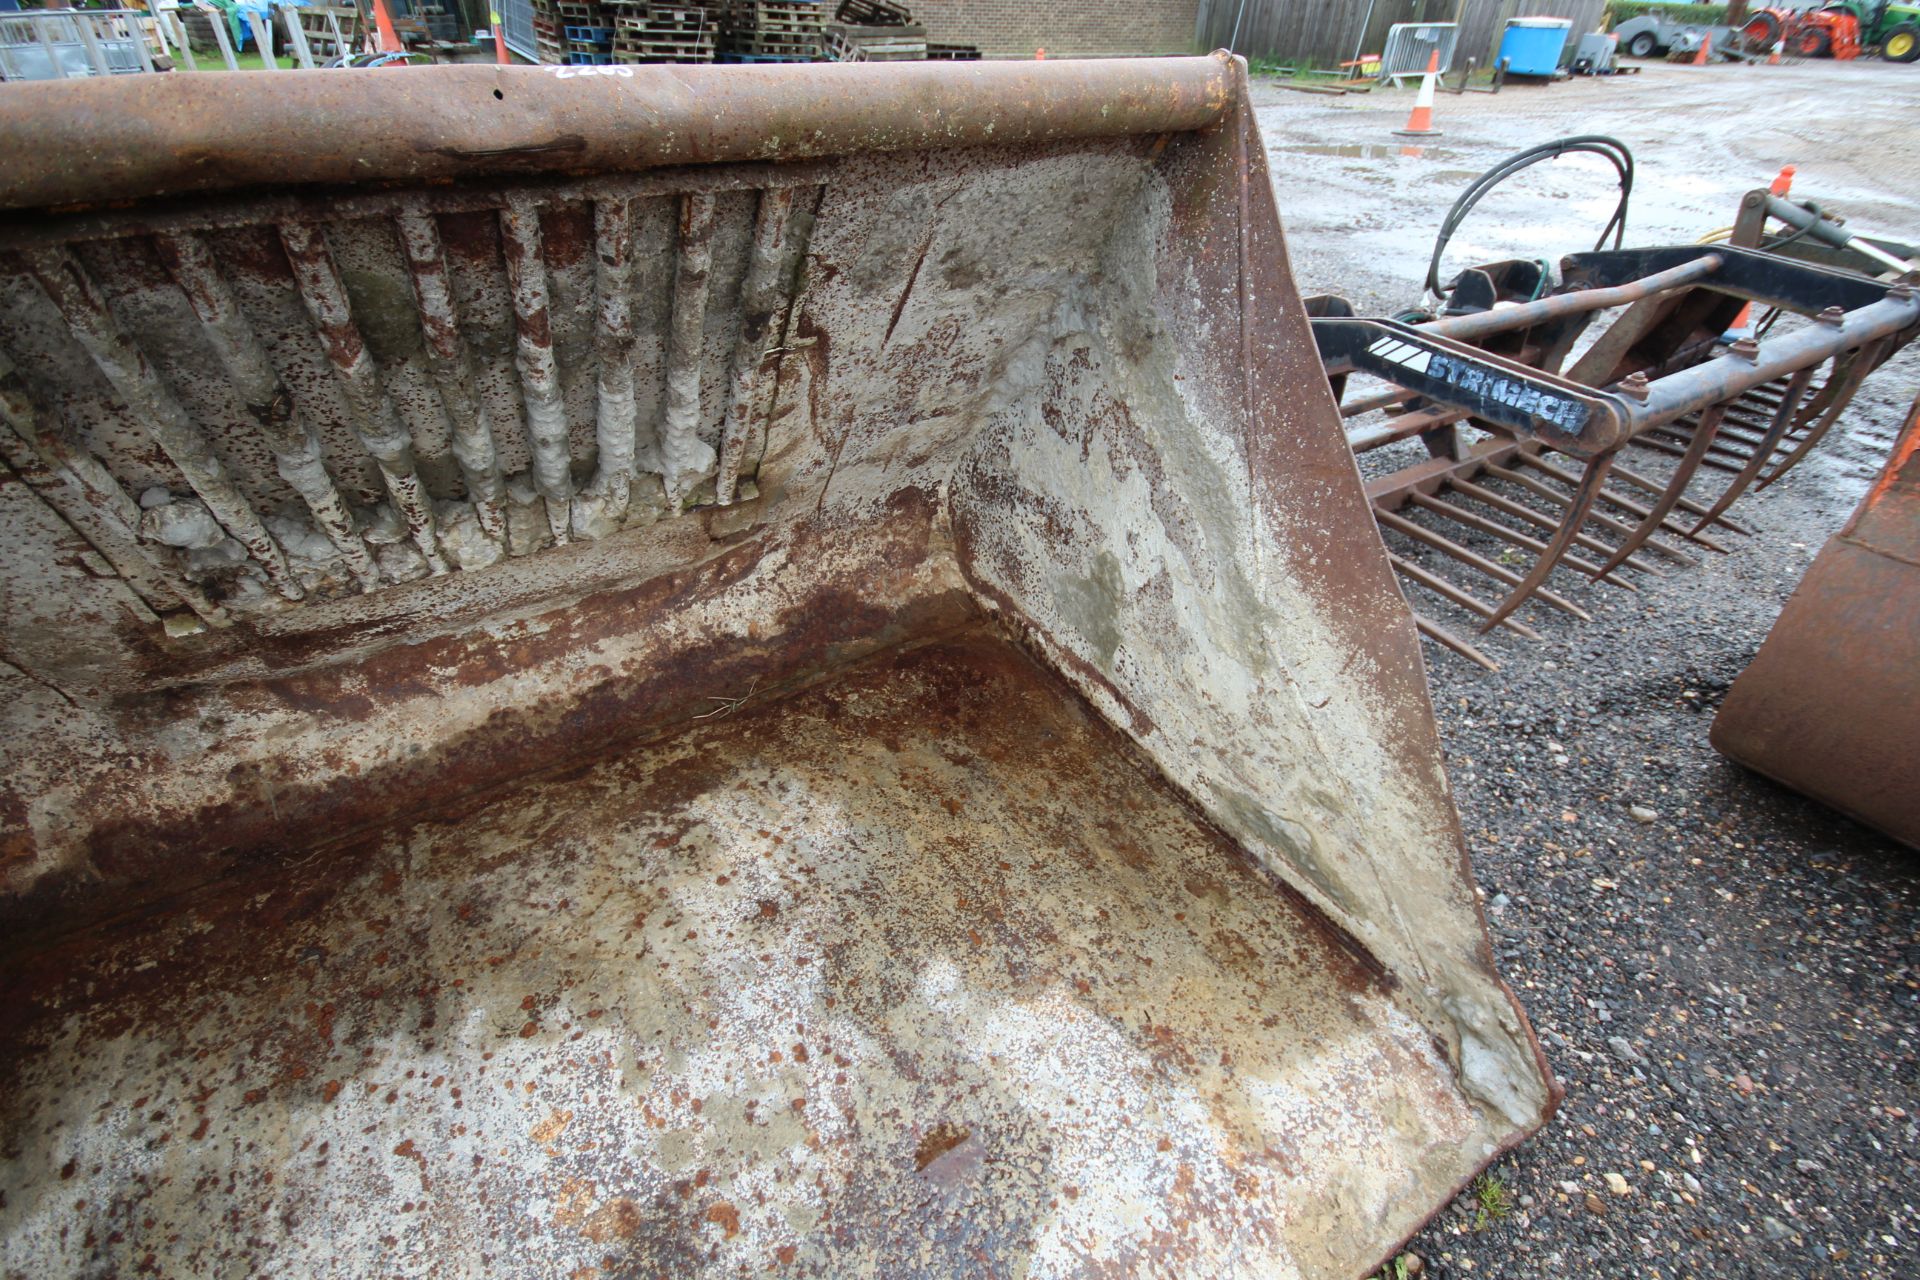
top-left (1712, 389), bottom-right (1920, 849)
top-left (0, 59), bottom-right (1553, 1277)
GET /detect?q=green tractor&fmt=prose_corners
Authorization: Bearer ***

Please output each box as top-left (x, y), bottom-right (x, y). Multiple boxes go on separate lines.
top-left (1741, 1), bottom-right (1920, 61)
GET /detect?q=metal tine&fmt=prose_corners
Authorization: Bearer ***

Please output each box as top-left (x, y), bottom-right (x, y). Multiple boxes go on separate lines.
top-left (1510, 451), bottom-right (1735, 545)
top-left (1408, 490), bottom-right (1640, 591)
top-left (1601, 455), bottom-right (1754, 535)
top-left (1413, 611), bottom-right (1500, 672)
top-left (1594, 405), bottom-right (1729, 579)
top-left (1340, 385), bottom-right (1413, 418)
top-left (1389, 552), bottom-right (1542, 639)
top-left (16, 244), bottom-right (305, 599)
top-left (1688, 365), bottom-right (1817, 534)
top-left (1626, 432), bottom-right (1745, 475)
top-left (279, 221), bottom-right (450, 576)
top-left (1376, 506), bottom-right (1593, 621)
top-left (1647, 421), bottom-right (1760, 464)
top-left (1485, 461), bottom-right (1703, 563)
top-left (1447, 475), bottom-right (1667, 576)
top-left (1757, 337), bottom-right (1888, 491)
top-left (1481, 451), bottom-right (1614, 632)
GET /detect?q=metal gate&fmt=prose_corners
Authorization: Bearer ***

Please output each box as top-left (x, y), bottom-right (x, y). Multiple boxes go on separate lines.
top-left (1380, 21), bottom-right (1458, 82)
top-left (0, 8), bottom-right (155, 80)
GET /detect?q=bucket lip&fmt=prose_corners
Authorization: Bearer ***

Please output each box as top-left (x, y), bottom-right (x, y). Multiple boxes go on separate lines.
top-left (0, 54), bottom-right (1238, 214)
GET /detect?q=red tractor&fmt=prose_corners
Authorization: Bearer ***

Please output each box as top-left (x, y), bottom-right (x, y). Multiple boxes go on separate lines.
top-left (1741, 2), bottom-right (1920, 61)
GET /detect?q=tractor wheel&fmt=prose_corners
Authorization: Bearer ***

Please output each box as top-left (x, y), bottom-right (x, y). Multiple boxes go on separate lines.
top-left (1741, 12), bottom-right (1782, 52)
top-left (1794, 26), bottom-right (1833, 56)
top-left (1884, 24), bottom-right (1920, 61)
top-left (1628, 31), bottom-right (1657, 57)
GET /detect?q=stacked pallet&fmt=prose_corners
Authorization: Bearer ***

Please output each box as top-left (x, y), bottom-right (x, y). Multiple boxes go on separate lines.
top-left (819, 22), bottom-right (925, 60)
top-left (529, 0), bottom-right (618, 62)
top-left (608, 0), bottom-right (719, 62)
top-left (925, 42), bottom-right (980, 60)
top-left (718, 0), bottom-right (822, 62)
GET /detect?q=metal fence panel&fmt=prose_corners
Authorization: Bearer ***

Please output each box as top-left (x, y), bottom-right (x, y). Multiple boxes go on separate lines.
top-left (0, 10), bottom-right (152, 81)
top-left (1379, 21), bottom-right (1458, 80)
top-left (498, 0), bottom-right (536, 61)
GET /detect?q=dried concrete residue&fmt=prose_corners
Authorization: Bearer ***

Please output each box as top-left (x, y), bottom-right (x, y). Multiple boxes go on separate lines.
top-left (0, 636), bottom-right (1487, 1279)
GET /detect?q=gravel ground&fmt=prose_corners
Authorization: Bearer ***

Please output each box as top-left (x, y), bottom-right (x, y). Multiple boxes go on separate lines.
top-left (1250, 57), bottom-right (1920, 1279)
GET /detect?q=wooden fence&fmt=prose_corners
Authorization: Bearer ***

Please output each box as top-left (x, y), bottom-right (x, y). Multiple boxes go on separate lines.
top-left (1195, 0), bottom-right (1609, 70)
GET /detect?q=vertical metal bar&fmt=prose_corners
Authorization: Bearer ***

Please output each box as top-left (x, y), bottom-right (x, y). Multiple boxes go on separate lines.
top-left (327, 9), bottom-right (347, 58)
top-left (277, 221), bottom-right (449, 574)
top-left (659, 191), bottom-right (718, 506)
top-left (284, 6), bottom-right (317, 67)
top-left (393, 211), bottom-right (507, 542)
top-left (586, 195), bottom-right (637, 523)
top-left (248, 10), bottom-right (278, 68)
top-left (716, 186), bottom-right (794, 505)
top-left (498, 198), bottom-right (574, 545)
top-left (201, 2), bottom-right (239, 70)
top-left (154, 230), bottom-right (381, 588)
top-left (35, 16), bottom-right (71, 80)
top-left (74, 13), bottom-right (111, 76)
top-left (14, 246), bottom-right (302, 598)
top-left (149, 10), bottom-right (173, 60)
top-left (130, 13), bottom-right (156, 71)
top-left (170, 11), bottom-right (198, 70)
top-left (0, 353), bottom-right (227, 625)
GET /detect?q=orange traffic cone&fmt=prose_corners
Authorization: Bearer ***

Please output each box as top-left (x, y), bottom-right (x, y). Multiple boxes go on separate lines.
top-left (1692, 33), bottom-right (1712, 64)
top-left (1394, 50), bottom-right (1442, 137)
top-left (1768, 39), bottom-right (1783, 64)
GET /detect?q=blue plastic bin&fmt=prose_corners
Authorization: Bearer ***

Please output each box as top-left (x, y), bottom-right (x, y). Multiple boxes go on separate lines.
top-left (1498, 17), bottom-right (1573, 76)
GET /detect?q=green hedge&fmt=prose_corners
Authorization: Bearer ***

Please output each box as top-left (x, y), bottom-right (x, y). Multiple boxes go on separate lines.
top-left (1605, 2), bottom-right (1731, 25)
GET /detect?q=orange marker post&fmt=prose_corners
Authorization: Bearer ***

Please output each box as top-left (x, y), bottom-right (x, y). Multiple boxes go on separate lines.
top-left (1692, 33), bottom-right (1712, 65)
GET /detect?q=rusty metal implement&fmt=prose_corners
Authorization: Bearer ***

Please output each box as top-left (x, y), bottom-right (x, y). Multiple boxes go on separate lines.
top-left (1712, 390), bottom-right (1920, 850)
top-left (0, 59), bottom-right (1553, 1278)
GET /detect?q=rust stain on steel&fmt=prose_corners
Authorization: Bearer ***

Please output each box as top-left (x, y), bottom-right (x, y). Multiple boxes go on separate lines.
top-left (394, 211), bottom-right (507, 542)
top-left (0, 58), bottom-right (1554, 1279)
top-left (716, 185), bottom-right (795, 504)
top-left (9, 245), bottom-right (303, 598)
top-left (1712, 389), bottom-right (1920, 849)
top-left (660, 191), bottom-right (718, 506)
top-left (153, 229), bottom-right (382, 588)
top-left (499, 198), bottom-right (574, 545)
top-left (0, 59), bottom-right (1238, 212)
top-left (0, 631), bottom-right (1492, 1280)
top-left (277, 221), bottom-right (451, 575)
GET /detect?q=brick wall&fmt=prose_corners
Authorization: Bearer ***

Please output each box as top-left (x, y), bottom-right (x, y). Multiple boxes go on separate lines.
top-left (905, 0), bottom-right (1200, 59)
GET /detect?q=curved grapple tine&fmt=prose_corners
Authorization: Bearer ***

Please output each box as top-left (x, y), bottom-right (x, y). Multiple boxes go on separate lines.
top-left (1481, 450), bottom-right (1615, 633)
top-left (1594, 405), bottom-right (1728, 580)
top-left (1690, 365), bottom-right (1816, 535)
top-left (1756, 339), bottom-right (1886, 491)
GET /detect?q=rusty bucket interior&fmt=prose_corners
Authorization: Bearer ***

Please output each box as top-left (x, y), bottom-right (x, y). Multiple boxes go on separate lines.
top-left (0, 57), bottom-right (1553, 1278)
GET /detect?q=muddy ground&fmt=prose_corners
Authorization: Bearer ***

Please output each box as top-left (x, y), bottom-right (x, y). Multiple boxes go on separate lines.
top-left (1253, 57), bottom-right (1920, 1279)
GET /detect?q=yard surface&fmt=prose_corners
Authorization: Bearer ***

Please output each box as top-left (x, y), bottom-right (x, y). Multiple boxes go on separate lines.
top-left (1253, 57), bottom-right (1920, 1279)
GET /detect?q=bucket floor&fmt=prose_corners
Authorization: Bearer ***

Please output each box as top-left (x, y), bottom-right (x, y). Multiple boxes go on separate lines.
top-left (0, 627), bottom-right (1487, 1278)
